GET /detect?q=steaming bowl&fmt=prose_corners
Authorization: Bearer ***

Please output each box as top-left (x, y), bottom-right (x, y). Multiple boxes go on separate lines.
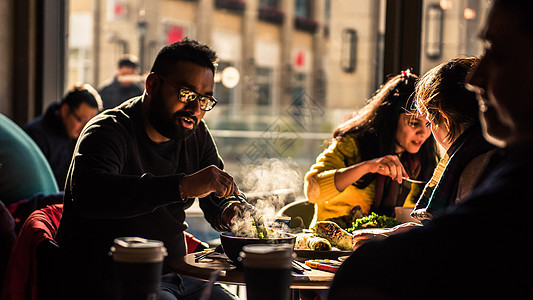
top-left (220, 231), bottom-right (296, 267)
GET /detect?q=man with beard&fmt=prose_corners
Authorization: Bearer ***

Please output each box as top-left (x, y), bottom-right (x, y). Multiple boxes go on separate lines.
top-left (56, 39), bottom-right (243, 300)
top-left (328, 0), bottom-right (533, 299)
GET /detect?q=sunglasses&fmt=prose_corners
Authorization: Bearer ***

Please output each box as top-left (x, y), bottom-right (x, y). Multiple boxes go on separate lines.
top-left (157, 74), bottom-right (217, 111)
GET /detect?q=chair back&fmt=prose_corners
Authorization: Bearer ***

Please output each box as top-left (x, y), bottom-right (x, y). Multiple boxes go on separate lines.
top-left (0, 204), bottom-right (63, 300)
top-left (0, 113), bottom-right (59, 206)
top-left (278, 200), bottom-right (316, 230)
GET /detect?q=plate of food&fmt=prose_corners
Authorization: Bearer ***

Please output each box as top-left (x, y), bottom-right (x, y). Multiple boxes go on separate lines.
top-left (294, 248), bottom-right (353, 259)
top-left (294, 221), bottom-right (355, 259)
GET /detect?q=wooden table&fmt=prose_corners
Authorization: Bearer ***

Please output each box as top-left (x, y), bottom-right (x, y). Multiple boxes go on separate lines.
top-left (168, 252), bottom-right (336, 298)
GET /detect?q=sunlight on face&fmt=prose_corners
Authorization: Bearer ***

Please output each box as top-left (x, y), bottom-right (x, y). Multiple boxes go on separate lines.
top-left (395, 113), bottom-right (431, 154)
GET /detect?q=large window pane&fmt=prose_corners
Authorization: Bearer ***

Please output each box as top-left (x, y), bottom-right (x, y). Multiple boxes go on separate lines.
top-left (67, 0), bottom-right (386, 204)
top-left (420, 0), bottom-right (491, 73)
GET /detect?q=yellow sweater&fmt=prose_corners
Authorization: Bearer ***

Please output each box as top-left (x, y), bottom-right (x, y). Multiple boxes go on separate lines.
top-left (305, 133), bottom-right (420, 222)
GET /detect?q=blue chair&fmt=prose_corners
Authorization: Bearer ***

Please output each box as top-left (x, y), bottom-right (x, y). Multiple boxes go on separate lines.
top-left (0, 113), bottom-right (59, 206)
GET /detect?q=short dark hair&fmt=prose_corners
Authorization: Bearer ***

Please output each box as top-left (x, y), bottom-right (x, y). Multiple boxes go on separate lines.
top-left (150, 38), bottom-right (218, 76)
top-left (415, 57), bottom-right (479, 143)
top-left (61, 83), bottom-right (103, 111)
top-left (117, 55), bottom-right (139, 69)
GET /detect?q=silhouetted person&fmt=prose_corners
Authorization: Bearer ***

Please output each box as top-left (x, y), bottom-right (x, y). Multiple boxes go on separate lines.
top-left (98, 55), bottom-right (144, 109)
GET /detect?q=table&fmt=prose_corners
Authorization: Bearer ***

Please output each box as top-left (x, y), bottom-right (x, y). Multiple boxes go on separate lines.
top-left (168, 252), bottom-right (336, 298)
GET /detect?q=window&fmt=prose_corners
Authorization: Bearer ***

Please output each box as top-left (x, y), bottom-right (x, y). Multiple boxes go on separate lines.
top-left (215, 61), bottom-right (239, 106)
top-left (420, 0), bottom-right (491, 73)
top-left (260, 0), bottom-right (278, 8)
top-left (17, 0), bottom-right (488, 242)
top-left (295, 0), bottom-right (311, 18)
top-left (255, 67), bottom-right (273, 106)
top-left (292, 72), bottom-right (307, 106)
top-left (424, 4), bottom-right (444, 59)
top-left (341, 29), bottom-right (357, 73)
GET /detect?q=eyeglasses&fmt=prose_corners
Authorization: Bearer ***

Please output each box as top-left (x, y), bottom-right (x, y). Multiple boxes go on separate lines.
top-left (157, 74), bottom-right (217, 111)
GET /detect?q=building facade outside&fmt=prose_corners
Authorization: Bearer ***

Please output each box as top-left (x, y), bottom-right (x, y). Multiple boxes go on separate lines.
top-left (67, 0), bottom-right (490, 195)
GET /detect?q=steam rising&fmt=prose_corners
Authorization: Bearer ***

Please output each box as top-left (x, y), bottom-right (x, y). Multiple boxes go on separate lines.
top-left (231, 158), bottom-right (303, 238)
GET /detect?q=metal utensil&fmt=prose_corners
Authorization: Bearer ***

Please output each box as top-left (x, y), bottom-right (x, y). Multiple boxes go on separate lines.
top-left (293, 260), bottom-right (312, 271)
top-left (195, 244), bottom-right (224, 262)
top-left (402, 177), bottom-right (426, 184)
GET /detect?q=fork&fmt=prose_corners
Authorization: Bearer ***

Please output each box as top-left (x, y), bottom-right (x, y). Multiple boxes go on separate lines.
top-left (402, 177), bottom-right (426, 184)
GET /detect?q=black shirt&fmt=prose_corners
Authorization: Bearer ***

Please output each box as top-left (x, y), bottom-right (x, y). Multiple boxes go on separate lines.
top-left (99, 77), bottom-right (143, 110)
top-left (56, 97), bottom-right (233, 277)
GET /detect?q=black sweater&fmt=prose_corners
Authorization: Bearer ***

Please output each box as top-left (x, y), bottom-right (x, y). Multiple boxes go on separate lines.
top-left (329, 145), bottom-right (532, 299)
top-left (56, 97), bottom-right (232, 277)
top-left (23, 103), bottom-right (76, 189)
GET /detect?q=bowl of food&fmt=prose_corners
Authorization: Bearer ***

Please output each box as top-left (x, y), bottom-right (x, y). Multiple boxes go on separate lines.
top-left (220, 231), bottom-right (296, 267)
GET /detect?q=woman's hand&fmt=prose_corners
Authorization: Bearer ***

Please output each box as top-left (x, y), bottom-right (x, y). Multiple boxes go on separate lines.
top-left (335, 154), bottom-right (408, 191)
top-left (366, 155), bottom-right (408, 183)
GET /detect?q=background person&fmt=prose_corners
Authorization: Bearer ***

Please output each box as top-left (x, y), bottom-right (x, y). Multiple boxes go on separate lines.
top-left (411, 56), bottom-right (499, 220)
top-left (56, 39), bottom-right (244, 300)
top-left (23, 84), bottom-right (102, 189)
top-left (328, 1), bottom-right (533, 298)
top-left (98, 54), bottom-right (144, 110)
top-left (304, 71), bottom-right (439, 229)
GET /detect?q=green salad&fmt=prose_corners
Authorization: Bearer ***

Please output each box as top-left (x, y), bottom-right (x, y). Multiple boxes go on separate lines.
top-left (346, 212), bottom-right (402, 233)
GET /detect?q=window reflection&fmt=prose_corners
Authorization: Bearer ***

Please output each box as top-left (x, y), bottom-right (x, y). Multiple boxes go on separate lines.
top-left (67, 0), bottom-right (491, 196)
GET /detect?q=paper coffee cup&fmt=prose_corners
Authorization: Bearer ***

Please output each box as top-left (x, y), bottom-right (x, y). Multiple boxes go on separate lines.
top-left (111, 237), bottom-right (167, 263)
top-left (240, 244), bottom-right (295, 300)
top-left (110, 237), bottom-right (167, 300)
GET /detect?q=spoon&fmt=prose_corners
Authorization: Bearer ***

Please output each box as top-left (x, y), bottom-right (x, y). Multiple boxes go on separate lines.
top-left (402, 177), bottom-right (426, 184)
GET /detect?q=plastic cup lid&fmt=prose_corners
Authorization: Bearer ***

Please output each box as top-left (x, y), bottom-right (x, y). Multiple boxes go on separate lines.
top-left (239, 244), bottom-right (295, 269)
top-left (110, 237), bottom-right (167, 263)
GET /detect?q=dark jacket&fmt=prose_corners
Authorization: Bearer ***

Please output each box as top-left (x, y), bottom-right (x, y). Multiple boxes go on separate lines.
top-left (23, 103), bottom-right (76, 189)
top-left (98, 77), bottom-right (143, 110)
top-left (328, 144), bottom-right (532, 299)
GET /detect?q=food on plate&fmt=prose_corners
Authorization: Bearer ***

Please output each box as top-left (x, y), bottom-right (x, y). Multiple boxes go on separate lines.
top-left (295, 233), bottom-right (332, 251)
top-left (311, 221), bottom-right (353, 251)
top-left (345, 212), bottom-right (402, 233)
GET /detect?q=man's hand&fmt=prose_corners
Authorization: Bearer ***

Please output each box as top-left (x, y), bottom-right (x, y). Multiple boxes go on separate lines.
top-left (221, 201), bottom-right (246, 227)
top-left (352, 228), bottom-right (390, 250)
top-left (351, 222), bottom-right (422, 250)
top-left (179, 165), bottom-right (238, 199)
top-left (220, 195), bottom-right (256, 229)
